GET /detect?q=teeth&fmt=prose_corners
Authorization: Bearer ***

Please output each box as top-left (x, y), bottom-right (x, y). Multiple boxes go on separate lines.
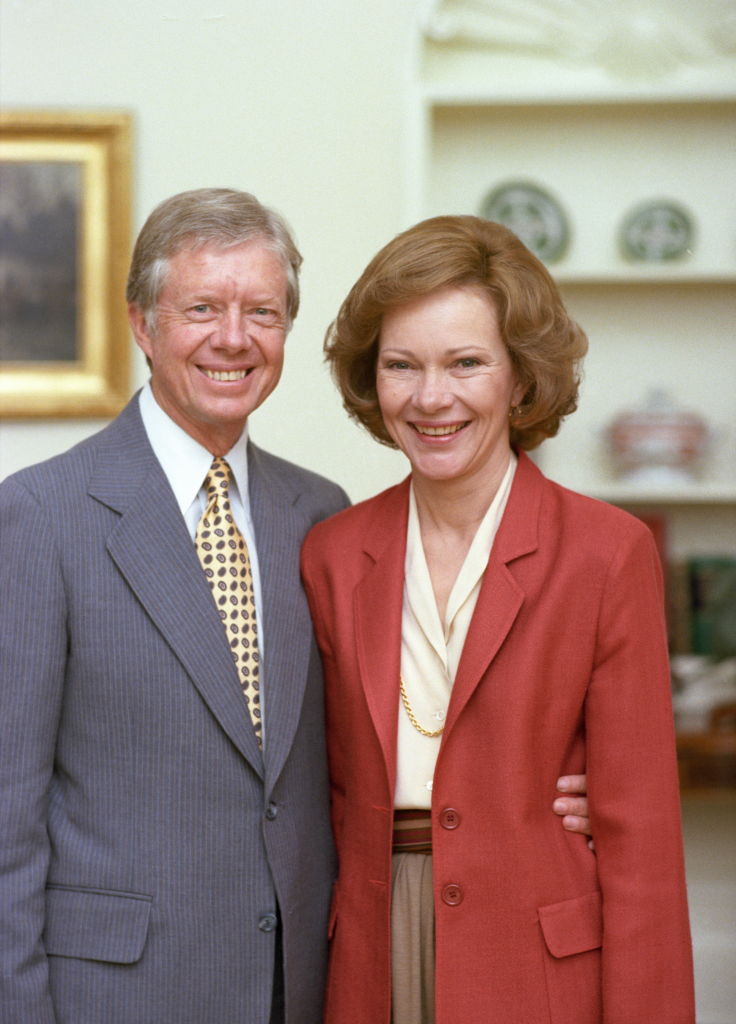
top-left (204, 369), bottom-right (248, 381)
top-left (415, 423), bottom-right (464, 436)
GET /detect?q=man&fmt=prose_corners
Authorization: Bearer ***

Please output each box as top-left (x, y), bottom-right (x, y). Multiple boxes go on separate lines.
top-left (0, 189), bottom-right (590, 1023)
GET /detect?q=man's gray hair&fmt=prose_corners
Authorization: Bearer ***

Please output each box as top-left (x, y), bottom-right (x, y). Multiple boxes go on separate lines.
top-left (126, 188), bottom-right (302, 330)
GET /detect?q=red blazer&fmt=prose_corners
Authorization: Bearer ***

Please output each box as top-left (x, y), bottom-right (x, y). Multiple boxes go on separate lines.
top-left (301, 453), bottom-right (694, 1024)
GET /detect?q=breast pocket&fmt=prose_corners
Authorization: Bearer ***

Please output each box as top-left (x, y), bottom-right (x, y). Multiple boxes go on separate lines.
top-left (538, 891), bottom-right (602, 1024)
top-left (44, 884), bottom-right (153, 964)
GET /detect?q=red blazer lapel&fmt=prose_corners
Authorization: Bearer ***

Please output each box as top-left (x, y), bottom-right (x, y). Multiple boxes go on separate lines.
top-left (445, 453), bottom-right (543, 734)
top-left (353, 481), bottom-right (410, 790)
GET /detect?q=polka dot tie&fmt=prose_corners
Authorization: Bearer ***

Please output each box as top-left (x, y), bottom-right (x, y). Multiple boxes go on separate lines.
top-left (195, 457), bottom-right (262, 747)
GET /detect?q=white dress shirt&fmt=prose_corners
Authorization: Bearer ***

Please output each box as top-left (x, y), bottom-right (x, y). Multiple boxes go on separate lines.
top-left (138, 383), bottom-right (268, 729)
top-left (394, 454), bottom-right (517, 808)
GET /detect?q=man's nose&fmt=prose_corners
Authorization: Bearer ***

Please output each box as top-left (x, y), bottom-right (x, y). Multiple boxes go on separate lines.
top-left (215, 311), bottom-right (251, 350)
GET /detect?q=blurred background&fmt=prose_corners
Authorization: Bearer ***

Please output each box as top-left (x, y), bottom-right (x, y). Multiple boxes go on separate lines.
top-left (1, 1), bottom-right (734, 1019)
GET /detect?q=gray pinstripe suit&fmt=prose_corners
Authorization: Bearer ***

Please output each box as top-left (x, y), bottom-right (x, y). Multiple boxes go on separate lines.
top-left (0, 396), bottom-right (348, 1023)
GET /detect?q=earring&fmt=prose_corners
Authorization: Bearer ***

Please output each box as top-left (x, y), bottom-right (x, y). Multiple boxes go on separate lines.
top-left (509, 404), bottom-right (523, 419)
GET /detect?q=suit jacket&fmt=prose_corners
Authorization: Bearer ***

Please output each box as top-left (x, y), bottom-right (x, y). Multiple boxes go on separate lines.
top-left (301, 452), bottom-right (694, 1024)
top-left (0, 395), bottom-right (349, 1024)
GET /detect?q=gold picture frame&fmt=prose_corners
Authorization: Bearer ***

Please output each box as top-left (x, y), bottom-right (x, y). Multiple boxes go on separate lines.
top-left (0, 110), bottom-right (132, 418)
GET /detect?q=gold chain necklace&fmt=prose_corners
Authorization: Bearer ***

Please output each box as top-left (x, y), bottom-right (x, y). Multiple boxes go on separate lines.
top-left (399, 675), bottom-right (445, 738)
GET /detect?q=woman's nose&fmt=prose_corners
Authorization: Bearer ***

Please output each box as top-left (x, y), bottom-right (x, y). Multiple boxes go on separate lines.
top-left (413, 370), bottom-right (452, 412)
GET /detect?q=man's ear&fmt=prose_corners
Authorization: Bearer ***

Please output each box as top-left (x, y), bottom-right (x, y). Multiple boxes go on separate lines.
top-left (128, 303), bottom-right (154, 361)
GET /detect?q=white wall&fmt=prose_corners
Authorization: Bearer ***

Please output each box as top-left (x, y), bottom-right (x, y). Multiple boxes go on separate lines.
top-left (2, 5), bottom-right (734, 1017)
top-left (0, 0), bottom-right (412, 500)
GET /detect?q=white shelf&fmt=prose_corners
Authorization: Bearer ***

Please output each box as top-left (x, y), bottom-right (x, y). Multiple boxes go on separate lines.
top-left (409, 22), bottom-right (736, 557)
top-left (418, 103), bottom-right (736, 271)
top-left (588, 483), bottom-right (736, 506)
top-left (418, 86), bottom-right (736, 108)
top-left (557, 268), bottom-right (736, 284)
top-left (417, 42), bottom-right (736, 106)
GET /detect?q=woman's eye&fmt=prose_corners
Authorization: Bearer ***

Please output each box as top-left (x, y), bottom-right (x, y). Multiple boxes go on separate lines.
top-left (457, 357), bottom-right (479, 368)
top-left (387, 361), bottom-right (410, 370)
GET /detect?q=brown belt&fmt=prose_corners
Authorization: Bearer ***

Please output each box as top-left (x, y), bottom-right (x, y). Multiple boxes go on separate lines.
top-left (392, 809), bottom-right (432, 854)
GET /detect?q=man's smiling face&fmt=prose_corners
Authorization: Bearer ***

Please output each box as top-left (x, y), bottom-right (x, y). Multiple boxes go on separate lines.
top-left (129, 239), bottom-right (289, 454)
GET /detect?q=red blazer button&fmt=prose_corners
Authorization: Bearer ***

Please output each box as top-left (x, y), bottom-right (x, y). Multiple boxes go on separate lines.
top-left (439, 807), bottom-right (461, 830)
top-left (441, 883), bottom-right (464, 906)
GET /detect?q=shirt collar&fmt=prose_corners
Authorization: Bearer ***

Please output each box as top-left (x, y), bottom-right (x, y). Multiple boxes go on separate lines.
top-left (406, 452), bottom-right (517, 637)
top-left (138, 381), bottom-right (250, 516)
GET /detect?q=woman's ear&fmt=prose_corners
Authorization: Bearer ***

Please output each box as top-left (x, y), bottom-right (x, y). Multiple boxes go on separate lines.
top-left (511, 377), bottom-right (527, 409)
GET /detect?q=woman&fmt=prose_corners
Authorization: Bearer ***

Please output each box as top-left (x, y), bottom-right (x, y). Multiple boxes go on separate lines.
top-left (301, 216), bottom-right (694, 1024)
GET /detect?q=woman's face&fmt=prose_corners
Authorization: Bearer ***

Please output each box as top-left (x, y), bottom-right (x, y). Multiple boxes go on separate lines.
top-left (376, 285), bottom-right (524, 489)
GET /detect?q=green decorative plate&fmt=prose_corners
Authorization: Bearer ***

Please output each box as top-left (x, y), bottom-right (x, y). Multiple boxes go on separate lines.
top-left (480, 181), bottom-right (570, 263)
top-left (619, 199), bottom-right (695, 262)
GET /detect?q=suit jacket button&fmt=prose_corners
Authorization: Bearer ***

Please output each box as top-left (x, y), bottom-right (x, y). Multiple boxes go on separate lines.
top-left (441, 883), bottom-right (463, 906)
top-left (265, 802), bottom-right (278, 820)
top-left (439, 807), bottom-right (461, 829)
top-left (258, 913), bottom-right (278, 932)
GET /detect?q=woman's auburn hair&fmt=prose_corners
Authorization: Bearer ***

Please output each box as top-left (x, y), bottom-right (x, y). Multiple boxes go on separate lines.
top-left (324, 215), bottom-right (588, 451)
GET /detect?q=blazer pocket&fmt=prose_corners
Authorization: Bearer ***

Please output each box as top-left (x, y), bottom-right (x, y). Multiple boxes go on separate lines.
top-left (44, 884), bottom-right (152, 964)
top-left (538, 890), bottom-right (602, 958)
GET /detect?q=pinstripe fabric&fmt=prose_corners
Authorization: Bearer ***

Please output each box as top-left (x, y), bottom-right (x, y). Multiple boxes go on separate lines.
top-left (0, 395), bottom-right (349, 1024)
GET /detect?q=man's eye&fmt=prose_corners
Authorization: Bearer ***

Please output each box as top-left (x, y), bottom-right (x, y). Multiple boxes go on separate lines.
top-left (251, 308), bottom-right (285, 328)
top-left (191, 304), bottom-right (211, 314)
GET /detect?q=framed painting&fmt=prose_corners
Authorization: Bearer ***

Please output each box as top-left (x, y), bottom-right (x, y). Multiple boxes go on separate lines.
top-left (0, 110), bottom-right (132, 417)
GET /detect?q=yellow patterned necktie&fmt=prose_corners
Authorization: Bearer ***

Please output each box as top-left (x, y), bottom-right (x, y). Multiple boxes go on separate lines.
top-left (195, 457), bottom-right (262, 747)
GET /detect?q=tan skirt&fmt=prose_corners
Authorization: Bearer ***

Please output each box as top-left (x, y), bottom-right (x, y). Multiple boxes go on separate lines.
top-left (391, 852), bottom-right (435, 1024)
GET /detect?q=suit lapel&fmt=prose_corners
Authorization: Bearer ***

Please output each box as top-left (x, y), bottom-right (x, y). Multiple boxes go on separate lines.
top-left (248, 444), bottom-right (317, 790)
top-left (89, 399), bottom-right (264, 774)
top-left (353, 482), bottom-right (409, 788)
top-left (444, 453), bottom-right (542, 735)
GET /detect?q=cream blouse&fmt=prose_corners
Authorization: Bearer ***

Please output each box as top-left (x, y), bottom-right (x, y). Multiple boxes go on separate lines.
top-left (394, 454), bottom-right (517, 809)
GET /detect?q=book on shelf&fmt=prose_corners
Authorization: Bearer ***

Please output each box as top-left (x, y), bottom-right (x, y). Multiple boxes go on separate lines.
top-left (668, 560), bottom-right (692, 656)
top-left (635, 513), bottom-right (668, 577)
top-left (687, 556), bottom-right (736, 659)
top-left (668, 555), bottom-right (736, 658)
top-left (630, 513), bottom-right (736, 659)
